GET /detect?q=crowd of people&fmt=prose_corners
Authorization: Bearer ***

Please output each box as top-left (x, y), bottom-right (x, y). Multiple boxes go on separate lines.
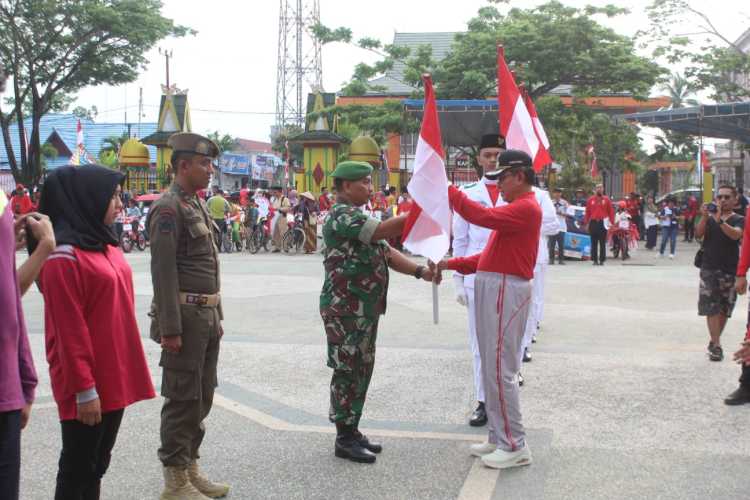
top-left (4, 128), bottom-right (750, 500)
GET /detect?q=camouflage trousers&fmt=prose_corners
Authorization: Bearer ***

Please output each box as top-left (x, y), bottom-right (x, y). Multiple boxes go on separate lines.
top-left (322, 315), bottom-right (379, 426)
top-left (698, 268), bottom-right (737, 318)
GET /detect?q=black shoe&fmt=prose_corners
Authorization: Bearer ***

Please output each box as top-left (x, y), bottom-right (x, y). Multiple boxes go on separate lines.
top-left (518, 372), bottom-right (524, 387)
top-left (469, 402), bottom-right (487, 427)
top-left (724, 386), bottom-right (750, 406)
top-left (592, 261), bottom-right (598, 266)
top-left (709, 345), bottom-right (724, 362)
top-left (558, 260), bottom-right (565, 265)
top-left (335, 428), bottom-right (376, 463)
top-left (523, 348), bottom-right (532, 363)
top-left (353, 430), bottom-right (382, 454)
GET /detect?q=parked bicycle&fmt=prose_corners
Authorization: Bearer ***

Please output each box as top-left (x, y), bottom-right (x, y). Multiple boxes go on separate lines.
top-left (282, 213), bottom-right (306, 254)
top-left (247, 216), bottom-right (271, 254)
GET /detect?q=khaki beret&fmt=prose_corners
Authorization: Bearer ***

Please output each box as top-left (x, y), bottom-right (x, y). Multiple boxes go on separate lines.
top-left (331, 160), bottom-right (373, 180)
top-left (168, 133), bottom-right (220, 158)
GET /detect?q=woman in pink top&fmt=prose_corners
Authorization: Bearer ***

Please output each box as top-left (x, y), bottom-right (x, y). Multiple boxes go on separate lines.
top-left (37, 165), bottom-right (155, 499)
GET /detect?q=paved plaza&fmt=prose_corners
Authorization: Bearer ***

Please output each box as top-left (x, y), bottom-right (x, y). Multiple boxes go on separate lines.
top-left (17, 243), bottom-right (750, 499)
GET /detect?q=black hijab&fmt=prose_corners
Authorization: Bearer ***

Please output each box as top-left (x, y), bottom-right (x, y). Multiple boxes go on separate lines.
top-left (39, 165), bottom-right (125, 251)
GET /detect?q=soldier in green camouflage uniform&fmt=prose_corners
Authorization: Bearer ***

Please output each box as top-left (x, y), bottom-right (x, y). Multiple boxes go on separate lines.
top-left (320, 160), bottom-right (437, 463)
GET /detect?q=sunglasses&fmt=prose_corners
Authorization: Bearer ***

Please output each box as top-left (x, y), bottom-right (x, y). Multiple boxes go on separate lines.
top-left (717, 195), bottom-right (733, 200)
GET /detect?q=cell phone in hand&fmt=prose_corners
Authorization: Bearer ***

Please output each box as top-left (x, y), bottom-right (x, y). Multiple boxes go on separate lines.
top-left (25, 214), bottom-right (41, 255)
top-left (708, 203), bottom-right (718, 214)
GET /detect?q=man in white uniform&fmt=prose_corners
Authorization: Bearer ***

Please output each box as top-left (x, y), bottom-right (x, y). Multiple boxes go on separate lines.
top-left (453, 133), bottom-right (506, 426)
top-left (519, 185), bottom-right (559, 369)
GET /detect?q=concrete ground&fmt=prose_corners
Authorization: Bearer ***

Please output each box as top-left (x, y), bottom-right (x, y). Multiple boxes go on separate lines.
top-left (17, 240), bottom-right (750, 499)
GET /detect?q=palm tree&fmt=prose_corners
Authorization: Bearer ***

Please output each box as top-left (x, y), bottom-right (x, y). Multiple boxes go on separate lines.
top-left (661, 73), bottom-right (700, 109)
top-left (100, 132), bottom-right (129, 156)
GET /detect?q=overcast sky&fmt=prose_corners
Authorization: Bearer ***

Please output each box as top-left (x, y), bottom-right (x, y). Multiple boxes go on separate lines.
top-left (74, 0), bottom-right (749, 144)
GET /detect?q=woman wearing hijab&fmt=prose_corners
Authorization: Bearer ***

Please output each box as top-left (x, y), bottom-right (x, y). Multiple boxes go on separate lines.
top-left (298, 192), bottom-right (319, 253)
top-left (37, 165), bottom-right (155, 500)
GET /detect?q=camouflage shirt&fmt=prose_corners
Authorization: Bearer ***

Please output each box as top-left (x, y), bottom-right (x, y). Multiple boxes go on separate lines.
top-left (320, 202), bottom-right (390, 318)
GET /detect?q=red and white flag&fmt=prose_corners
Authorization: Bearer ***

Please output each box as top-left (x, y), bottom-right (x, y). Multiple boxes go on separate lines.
top-left (401, 74), bottom-right (451, 263)
top-left (497, 46), bottom-right (539, 159)
top-left (587, 144), bottom-right (599, 178)
top-left (522, 90), bottom-right (552, 172)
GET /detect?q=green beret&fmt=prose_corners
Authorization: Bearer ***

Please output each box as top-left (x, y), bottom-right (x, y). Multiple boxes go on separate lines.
top-left (331, 160), bottom-right (373, 180)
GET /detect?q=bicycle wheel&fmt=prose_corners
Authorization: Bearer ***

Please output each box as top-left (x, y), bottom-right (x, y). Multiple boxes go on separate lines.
top-left (293, 228), bottom-right (306, 254)
top-left (281, 230), bottom-right (294, 253)
top-left (120, 233), bottom-right (133, 253)
top-left (250, 230), bottom-right (262, 254)
top-left (137, 233), bottom-right (147, 251)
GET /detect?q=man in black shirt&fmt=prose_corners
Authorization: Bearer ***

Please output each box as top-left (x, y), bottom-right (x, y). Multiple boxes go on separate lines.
top-left (695, 185), bottom-right (745, 361)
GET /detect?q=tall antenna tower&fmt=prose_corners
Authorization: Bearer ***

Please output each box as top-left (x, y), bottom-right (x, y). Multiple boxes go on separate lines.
top-left (275, 0), bottom-right (323, 129)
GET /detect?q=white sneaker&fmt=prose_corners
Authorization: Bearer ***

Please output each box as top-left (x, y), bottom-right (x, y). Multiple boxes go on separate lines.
top-left (470, 442), bottom-right (497, 457)
top-left (669, 254), bottom-right (674, 259)
top-left (481, 445), bottom-right (533, 469)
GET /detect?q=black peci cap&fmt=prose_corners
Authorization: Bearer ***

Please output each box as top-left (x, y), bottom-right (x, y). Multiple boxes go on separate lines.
top-left (484, 149), bottom-right (533, 179)
top-left (479, 134), bottom-right (507, 151)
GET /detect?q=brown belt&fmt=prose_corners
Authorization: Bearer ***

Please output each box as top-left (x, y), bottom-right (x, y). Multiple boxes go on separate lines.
top-left (179, 292), bottom-right (220, 308)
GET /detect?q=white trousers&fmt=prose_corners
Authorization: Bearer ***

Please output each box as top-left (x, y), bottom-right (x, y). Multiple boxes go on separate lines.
top-left (520, 262), bottom-right (547, 364)
top-left (466, 283), bottom-right (485, 403)
top-left (474, 271), bottom-right (532, 451)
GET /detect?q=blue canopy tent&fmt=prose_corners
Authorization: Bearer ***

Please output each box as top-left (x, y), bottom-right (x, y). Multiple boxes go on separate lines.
top-left (620, 101), bottom-right (750, 143)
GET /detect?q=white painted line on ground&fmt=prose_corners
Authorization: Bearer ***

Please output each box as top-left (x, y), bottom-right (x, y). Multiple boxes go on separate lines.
top-left (457, 460), bottom-right (499, 500)
top-left (213, 393), bottom-right (484, 442)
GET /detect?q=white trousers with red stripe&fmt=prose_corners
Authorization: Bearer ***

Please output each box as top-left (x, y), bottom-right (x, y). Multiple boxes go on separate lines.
top-left (520, 262), bottom-right (547, 364)
top-left (474, 271), bottom-right (532, 452)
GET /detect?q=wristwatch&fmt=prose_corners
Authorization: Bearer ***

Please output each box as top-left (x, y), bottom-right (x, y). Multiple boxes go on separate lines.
top-left (718, 219), bottom-right (726, 225)
top-left (414, 265), bottom-right (425, 279)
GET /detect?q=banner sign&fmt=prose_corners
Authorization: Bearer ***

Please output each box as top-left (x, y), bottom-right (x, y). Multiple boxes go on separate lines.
top-left (219, 153), bottom-right (251, 176)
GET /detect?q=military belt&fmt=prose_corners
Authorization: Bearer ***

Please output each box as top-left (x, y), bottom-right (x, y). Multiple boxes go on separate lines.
top-left (179, 292), bottom-right (220, 308)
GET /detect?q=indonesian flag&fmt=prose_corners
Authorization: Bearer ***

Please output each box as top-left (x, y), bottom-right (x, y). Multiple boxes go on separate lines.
top-left (71, 119), bottom-right (85, 166)
top-left (401, 74), bottom-right (451, 263)
top-left (587, 144), bottom-right (599, 178)
top-left (497, 46), bottom-right (539, 159)
top-left (522, 90), bottom-right (552, 172)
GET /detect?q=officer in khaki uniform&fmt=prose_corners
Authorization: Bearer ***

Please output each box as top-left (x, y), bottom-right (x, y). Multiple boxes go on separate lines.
top-left (148, 133), bottom-right (230, 500)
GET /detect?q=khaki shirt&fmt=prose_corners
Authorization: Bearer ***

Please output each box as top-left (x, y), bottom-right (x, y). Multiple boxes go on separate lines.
top-left (148, 183), bottom-right (222, 338)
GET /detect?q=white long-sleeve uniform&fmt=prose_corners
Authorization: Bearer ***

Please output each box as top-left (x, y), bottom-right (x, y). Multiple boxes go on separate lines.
top-left (452, 178), bottom-right (505, 403)
top-left (520, 187), bottom-right (559, 364)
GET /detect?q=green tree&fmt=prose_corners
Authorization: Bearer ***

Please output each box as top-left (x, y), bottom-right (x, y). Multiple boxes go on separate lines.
top-left (71, 105), bottom-right (99, 121)
top-left (437, 1), bottom-right (664, 99)
top-left (98, 132), bottom-right (129, 168)
top-left (206, 131), bottom-right (236, 155)
top-left (0, 0), bottom-right (192, 188)
top-left (641, 0), bottom-right (750, 101)
top-left (271, 124), bottom-right (304, 168)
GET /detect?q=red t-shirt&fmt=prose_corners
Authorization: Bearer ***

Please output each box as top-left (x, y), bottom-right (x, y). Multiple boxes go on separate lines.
top-left (319, 194), bottom-right (332, 211)
top-left (397, 200), bottom-right (413, 215)
top-left (39, 244), bottom-right (155, 420)
top-left (239, 188), bottom-right (250, 208)
top-left (584, 195), bottom-right (615, 225)
top-left (446, 187), bottom-right (541, 280)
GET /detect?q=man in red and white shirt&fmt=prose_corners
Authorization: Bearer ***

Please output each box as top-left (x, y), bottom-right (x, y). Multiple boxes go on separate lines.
top-left (584, 183), bottom-right (615, 265)
top-left (436, 150), bottom-right (541, 470)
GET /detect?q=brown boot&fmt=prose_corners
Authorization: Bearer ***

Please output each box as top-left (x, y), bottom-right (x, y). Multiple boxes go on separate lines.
top-left (160, 466), bottom-right (211, 500)
top-left (187, 460), bottom-right (230, 498)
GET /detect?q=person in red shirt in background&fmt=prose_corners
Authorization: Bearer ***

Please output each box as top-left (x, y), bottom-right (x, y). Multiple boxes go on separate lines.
top-left (625, 192), bottom-right (642, 241)
top-left (584, 183), bottom-right (615, 266)
top-left (37, 165), bottom-right (155, 499)
top-left (397, 189), bottom-right (413, 215)
top-left (729, 203), bottom-right (750, 405)
top-left (239, 182), bottom-right (250, 209)
top-left (319, 186), bottom-right (332, 212)
top-left (435, 150), bottom-right (541, 471)
top-left (10, 184), bottom-right (32, 216)
top-left (684, 195), bottom-right (698, 242)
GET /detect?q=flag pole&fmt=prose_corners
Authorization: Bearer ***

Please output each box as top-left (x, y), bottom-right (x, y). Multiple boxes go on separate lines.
top-left (432, 281), bottom-right (439, 324)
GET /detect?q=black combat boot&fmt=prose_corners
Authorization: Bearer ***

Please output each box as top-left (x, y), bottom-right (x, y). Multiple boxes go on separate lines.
top-left (469, 402), bottom-right (487, 427)
top-left (335, 423), bottom-right (376, 463)
top-left (353, 428), bottom-right (382, 454)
